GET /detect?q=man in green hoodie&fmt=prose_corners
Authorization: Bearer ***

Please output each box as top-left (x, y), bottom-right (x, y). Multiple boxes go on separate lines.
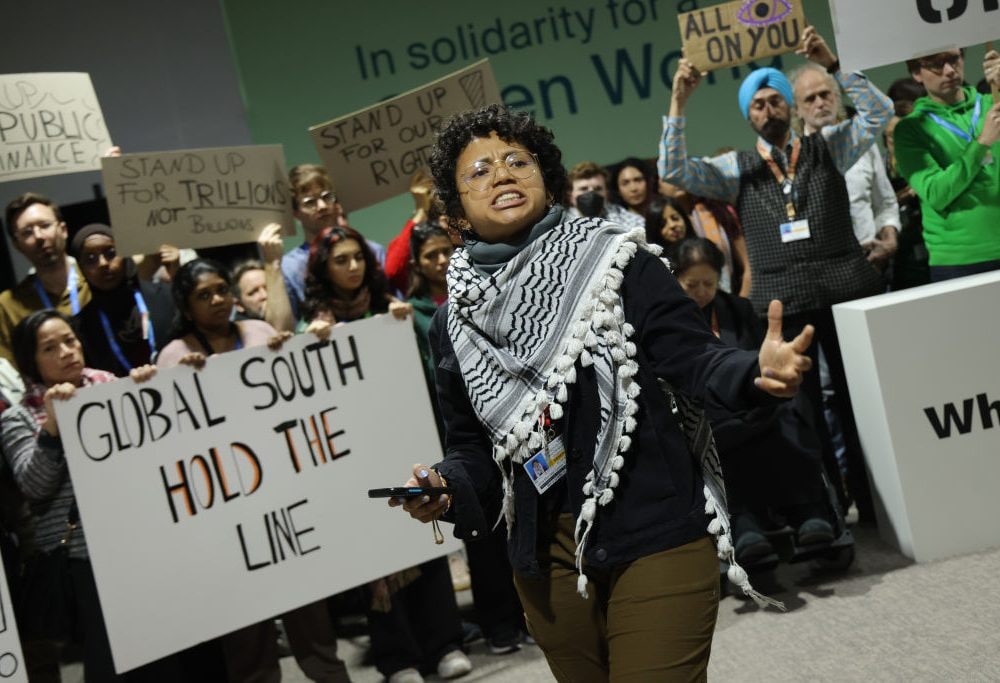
top-left (895, 48), bottom-right (1000, 281)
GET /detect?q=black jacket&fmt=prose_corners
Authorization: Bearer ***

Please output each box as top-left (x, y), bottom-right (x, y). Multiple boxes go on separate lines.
top-left (76, 272), bottom-right (174, 377)
top-left (432, 249), bottom-right (777, 577)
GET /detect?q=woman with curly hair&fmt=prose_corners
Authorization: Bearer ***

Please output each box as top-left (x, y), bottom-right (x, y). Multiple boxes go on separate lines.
top-left (299, 225), bottom-right (408, 329)
top-left (609, 156), bottom-right (658, 219)
top-left (391, 103), bottom-right (815, 680)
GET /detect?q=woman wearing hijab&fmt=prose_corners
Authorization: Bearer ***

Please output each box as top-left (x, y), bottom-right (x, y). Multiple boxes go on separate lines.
top-left (70, 223), bottom-right (175, 376)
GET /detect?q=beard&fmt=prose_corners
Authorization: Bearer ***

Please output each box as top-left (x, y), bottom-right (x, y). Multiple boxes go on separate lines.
top-left (757, 117), bottom-right (791, 146)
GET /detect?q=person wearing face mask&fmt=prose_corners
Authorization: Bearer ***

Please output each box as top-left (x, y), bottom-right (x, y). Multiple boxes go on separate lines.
top-left (70, 224), bottom-right (175, 377)
top-left (0, 193), bottom-right (92, 364)
top-left (564, 161), bottom-right (644, 226)
top-left (660, 26), bottom-right (893, 524)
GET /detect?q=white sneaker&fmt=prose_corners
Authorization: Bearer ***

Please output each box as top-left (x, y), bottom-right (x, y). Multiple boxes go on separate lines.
top-left (437, 650), bottom-right (473, 679)
top-left (388, 667), bottom-right (424, 683)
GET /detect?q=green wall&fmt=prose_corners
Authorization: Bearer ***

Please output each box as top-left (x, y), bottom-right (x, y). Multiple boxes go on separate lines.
top-left (222, 0), bottom-right (983, 246)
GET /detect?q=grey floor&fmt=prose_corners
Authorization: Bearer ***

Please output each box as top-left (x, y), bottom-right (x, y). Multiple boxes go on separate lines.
top-left (63, 522), bottom-right (1000, 681)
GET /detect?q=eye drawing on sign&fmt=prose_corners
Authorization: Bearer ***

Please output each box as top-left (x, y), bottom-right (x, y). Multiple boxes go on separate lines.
top-left (737, 0), bottom-right (793, 26)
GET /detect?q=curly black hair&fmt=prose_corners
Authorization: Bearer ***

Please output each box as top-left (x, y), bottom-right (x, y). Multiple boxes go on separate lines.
top-left (301, 226), bottom-right (389, 322)
top-left (607, 157), bottom-right (656, 210)
top-left (429, 104), bottom-right (566, 227)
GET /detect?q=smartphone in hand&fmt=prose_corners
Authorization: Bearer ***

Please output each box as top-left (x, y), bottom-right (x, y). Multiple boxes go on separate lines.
top-left (368, 486), bottom-right (450, 499)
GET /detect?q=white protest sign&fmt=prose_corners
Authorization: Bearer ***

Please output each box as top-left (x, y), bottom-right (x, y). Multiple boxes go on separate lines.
top-left (309, 60), bottom-right (501, 213)
top-left (101, 145), bottom-right (294, 257)
top-left (55, 317), bottom-right (459, 673)
top-left (0, 546), bottom-right (27, 682)
top-left (678, 0), bottom-right (806, 72)
top-left (834, 271), bottom-right (1000, 563)
top-left (0, 72), bottom-right (111, 183)
top-left (830, 0), bottom-right (1000, 72)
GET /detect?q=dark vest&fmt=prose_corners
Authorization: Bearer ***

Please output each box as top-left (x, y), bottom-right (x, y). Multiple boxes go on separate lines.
top-left (736, 134), bottom-right (884, 316)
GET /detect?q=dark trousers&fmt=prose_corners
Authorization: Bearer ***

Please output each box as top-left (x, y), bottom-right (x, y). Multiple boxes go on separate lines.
top-left (514, 514), bottom-right (718, 682)
top-left (929, 259), bottom-right (1000, 283)
top-left (366, 557), bottom-right (464, 678)
top-left (221, 599), bottom-right (350, 683)
top-left (781, 307), bottom-right (871, 517)
top-left (465, 522), bottom-right (525, 639)
top-left (721, 401), bottom-right (828, 516)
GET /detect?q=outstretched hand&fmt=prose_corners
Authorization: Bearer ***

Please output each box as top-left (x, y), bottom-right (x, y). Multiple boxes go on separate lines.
top-left (756, 300), bottom-right (813, 398)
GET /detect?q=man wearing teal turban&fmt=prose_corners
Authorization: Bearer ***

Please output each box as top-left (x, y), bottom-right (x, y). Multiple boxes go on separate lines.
top-left (658, 27), bottom-right (893, 530)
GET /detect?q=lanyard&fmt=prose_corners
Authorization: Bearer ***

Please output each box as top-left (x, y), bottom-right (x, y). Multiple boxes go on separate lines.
top-left (97, 289), bottom-right (156, 372)
top-left (756, 138), bottom-right (802, 220)
top-left (926, 94), bottom-right (982, 142)
top-left (34, 261), bottom-right (80, 315)
top-left (192, 324), bottom-right (243, 356)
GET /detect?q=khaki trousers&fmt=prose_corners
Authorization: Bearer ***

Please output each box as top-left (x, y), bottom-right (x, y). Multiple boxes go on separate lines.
top-left (514, 514), bottom-right (719, 682)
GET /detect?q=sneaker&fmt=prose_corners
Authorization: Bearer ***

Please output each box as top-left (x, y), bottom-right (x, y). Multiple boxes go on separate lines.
top-left (388, 667), bottom-right (424, 683)
top-left (521, 630), bottom-right (536, 646)
top-left (488, 631), bottom-right (522, 655)
top-left (437, 650), bottom-right (473, 679)
top-left (796, 517), bottom-right (835, 546)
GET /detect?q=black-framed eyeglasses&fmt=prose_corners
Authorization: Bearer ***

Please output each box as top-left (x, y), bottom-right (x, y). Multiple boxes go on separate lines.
top-left (298, 191), bottom-right (337, 212)
top-left (459, 151), bottom-right (539, 192)
top-left (919, 53), bottom-right (963, 74)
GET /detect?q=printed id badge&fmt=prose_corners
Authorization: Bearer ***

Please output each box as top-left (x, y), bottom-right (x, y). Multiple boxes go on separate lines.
top-left (524, 435), bottom-right (567, 494)
top-left (779, 219), bottom-right (811, 243)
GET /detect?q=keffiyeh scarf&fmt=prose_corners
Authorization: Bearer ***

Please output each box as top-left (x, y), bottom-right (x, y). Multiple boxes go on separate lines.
top-left (447, 211), bottom-right (778, 607)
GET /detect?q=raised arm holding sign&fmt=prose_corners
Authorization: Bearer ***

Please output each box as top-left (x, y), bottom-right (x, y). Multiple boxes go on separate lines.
top-left (677, 0), bottom-right (806, 72)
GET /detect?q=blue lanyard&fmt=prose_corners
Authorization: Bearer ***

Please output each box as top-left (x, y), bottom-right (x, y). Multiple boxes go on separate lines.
top-left (926, 94), bottom-right (982, 142)
top-left (34, 261), bottom-right (80, 315)
top-left (97, 289), bottom-right (156, 372)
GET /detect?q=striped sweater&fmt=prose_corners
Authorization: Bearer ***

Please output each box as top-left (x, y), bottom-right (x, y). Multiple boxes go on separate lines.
top-left (1, 368), bottom-right (115, 558)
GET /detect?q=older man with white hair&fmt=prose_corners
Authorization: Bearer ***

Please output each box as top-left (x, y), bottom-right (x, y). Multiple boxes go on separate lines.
top-left (792, 63), bottom-right (900, 273)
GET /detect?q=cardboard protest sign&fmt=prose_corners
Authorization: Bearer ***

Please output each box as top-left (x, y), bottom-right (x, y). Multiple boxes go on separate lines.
top-left (0, 546), bottom-right (27, 682)
top-left (309, 59), bottom-right (501, 213)
top-left (678, 0), bottom-right (806, 72)
top-left (0, 72), bottom-right (112, 183)
top-left (830, 0), bottom-right (1000, 72)
top-left (101, 145), bottom-right (294, 257)
top-left (55, 318), bottom-right (459, 672)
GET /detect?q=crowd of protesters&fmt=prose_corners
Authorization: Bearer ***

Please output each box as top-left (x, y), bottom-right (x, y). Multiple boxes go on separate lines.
top-left (0, 24), bottom-right (997, 682)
